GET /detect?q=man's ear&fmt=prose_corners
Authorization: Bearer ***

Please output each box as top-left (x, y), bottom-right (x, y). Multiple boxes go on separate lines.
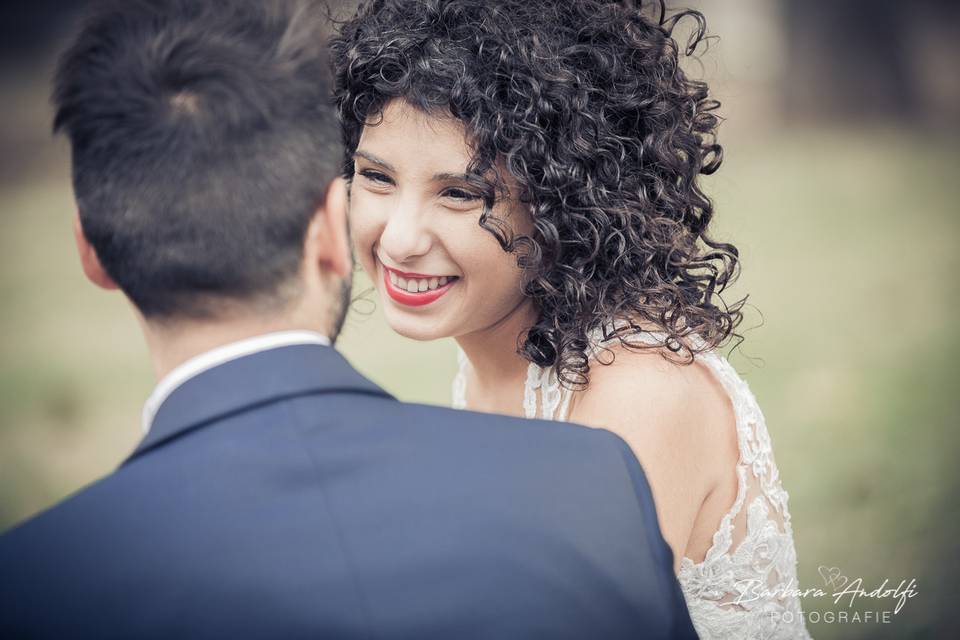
top-left (73, 211), bottom-right (119, 291)
top-left (304, 177), bottom-right (352, 280)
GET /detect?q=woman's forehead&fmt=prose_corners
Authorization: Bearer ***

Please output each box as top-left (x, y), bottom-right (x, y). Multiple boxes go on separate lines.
top-left (357, 99), bottom-right (473, 172)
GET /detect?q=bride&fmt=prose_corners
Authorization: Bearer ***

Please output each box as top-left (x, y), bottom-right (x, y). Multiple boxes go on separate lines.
top-left (333, 1), bottom-right (811, 637)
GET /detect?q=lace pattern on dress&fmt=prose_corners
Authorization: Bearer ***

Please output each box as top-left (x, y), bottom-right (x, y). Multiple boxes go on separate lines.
top-left (451, 330), bottom-right (811, 639)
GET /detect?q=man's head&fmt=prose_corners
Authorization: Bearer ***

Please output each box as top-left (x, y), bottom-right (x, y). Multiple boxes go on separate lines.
top-left (54, 0), bottom-right (351, 340)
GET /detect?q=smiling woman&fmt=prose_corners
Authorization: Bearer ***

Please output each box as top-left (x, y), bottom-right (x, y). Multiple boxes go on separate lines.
top-left (332, 1), bottom-right (813, 638)
top-left (348, 99), bottom-right (535, 343)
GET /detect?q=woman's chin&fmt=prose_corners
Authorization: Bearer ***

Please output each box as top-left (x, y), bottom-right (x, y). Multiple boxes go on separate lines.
top-left (381, 306), bottom-right (452, 342)
top-left (386, 322), bottom-right (448, 342)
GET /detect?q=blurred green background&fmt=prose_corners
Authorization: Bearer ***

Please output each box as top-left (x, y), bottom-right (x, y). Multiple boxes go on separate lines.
top-left (1, 1), bottom-right (958, 637)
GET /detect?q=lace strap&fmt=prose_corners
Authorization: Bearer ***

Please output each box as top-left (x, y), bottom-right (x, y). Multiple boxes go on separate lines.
top-left (452, 346), bottom-right (468, 409)
top-left (523, 362), bottom-right (540, 418)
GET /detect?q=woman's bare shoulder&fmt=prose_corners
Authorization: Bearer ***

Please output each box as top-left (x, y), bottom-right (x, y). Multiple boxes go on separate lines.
top-left (569, 339), bottom-right (740, 564)
top-left (570, 340), bottom-right (739, 482)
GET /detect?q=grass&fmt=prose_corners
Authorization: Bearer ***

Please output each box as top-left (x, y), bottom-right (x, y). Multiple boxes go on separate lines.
top-left (1, 126), bottom-right (957, 638)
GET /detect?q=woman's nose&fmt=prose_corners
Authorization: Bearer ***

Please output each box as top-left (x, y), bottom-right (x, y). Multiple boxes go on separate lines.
top-left (378, 201), bottom-right (433, 265)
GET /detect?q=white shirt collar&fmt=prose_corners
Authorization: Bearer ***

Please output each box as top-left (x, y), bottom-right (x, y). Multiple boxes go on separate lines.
top-left (141, 330), bottom-right (331, 435)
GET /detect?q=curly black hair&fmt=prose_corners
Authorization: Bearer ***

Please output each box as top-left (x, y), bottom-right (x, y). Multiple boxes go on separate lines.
top-left (332, 0), bottom-right (747, 387)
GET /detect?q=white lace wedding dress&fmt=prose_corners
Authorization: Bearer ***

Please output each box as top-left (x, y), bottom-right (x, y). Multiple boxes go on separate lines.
top-left (452, 329), bottom-right (812, 639)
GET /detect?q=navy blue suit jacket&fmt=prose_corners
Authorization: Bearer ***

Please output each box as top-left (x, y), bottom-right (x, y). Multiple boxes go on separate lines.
top-left (0, 344), bottom-right (696, 639)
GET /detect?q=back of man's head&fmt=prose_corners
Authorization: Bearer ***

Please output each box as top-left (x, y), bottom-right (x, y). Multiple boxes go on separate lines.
top-left (53, 0), bottom-right (341, 320)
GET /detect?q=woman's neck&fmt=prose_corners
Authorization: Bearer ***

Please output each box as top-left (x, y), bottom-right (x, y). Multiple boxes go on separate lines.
top-left (455, 299), bottom-right (538, 416)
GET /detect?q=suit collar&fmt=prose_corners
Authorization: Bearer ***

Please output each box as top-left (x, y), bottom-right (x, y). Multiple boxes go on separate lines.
top-left (124, 344), bottom-right (393, 464)
top-left (141, 330), bottom-right (333, 434)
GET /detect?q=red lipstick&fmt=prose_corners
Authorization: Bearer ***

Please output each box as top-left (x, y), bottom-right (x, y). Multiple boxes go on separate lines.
top-left (382, 266), bottom-right (458, 307)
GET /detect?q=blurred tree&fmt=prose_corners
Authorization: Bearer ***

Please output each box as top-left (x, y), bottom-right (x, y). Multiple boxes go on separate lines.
top-left (782, 0), bottom-right (960, 126)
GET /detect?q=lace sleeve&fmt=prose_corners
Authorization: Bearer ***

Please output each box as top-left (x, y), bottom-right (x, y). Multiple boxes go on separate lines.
top-left (674, 350), bottom-right (811, 639)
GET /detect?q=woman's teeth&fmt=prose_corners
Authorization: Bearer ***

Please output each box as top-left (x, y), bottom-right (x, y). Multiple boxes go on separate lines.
top-left (388, 270), bottom-right (453, 293)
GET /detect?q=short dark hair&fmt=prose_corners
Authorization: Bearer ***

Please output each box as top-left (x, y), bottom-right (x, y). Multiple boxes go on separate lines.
top-left (333, 0), bottom-right (746, 387)
top-left (54, 0), bottom-right (341, 319)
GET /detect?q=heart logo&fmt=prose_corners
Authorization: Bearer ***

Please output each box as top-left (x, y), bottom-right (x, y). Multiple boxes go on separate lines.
top-left (818, 565), bottom-right (849, 590)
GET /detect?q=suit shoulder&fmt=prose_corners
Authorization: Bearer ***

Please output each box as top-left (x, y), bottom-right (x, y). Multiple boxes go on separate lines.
top-left (402, 400), bottom-right (635, 454)
top-left (0, 466), bottom-right (134, 547)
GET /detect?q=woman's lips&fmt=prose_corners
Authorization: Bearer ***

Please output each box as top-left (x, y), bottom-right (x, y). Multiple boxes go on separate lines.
top-left (381, 265), bottom-right (458, 307)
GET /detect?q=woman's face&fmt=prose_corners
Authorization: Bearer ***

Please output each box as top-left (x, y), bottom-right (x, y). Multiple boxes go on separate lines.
top-left (349, 98), bottom-right (531, 342)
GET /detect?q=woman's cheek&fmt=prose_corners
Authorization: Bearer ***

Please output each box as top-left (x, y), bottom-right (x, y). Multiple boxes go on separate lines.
top-left (464, 236), bottom-right (525, 302)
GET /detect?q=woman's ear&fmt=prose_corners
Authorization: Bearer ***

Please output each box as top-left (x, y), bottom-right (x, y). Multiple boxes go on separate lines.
top-left (304, 177), bottom-right (352, 280)
top-left (73, 211), bottom-right (119, 290)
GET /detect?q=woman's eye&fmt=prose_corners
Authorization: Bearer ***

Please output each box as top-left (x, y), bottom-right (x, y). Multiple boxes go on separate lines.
top-left (442, 188), bottom-right (481, 202)
top-left (359, 169), bottom-right (393, 185)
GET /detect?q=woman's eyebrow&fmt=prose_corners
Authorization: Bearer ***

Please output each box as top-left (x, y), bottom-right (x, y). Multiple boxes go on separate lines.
top-left (354, 150), bottom-right (477, 184)
top-left (432, 171), bottom-right (472, 182)
top-left (353, 150), bottom-right (395, 171)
